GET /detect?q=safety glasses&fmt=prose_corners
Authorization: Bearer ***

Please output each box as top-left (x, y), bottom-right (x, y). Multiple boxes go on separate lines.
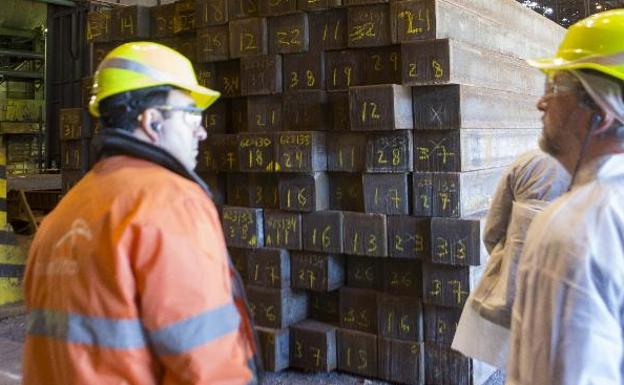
top-left (544, 72), bottom-right (584, 97)
top-left (154, 105), bottom-right (204, 129)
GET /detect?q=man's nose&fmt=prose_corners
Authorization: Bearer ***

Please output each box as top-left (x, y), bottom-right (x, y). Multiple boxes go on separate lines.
top-left (196, 124), bottom-right (208, 141)
top-left (537, 96), bottom-right (548, 112)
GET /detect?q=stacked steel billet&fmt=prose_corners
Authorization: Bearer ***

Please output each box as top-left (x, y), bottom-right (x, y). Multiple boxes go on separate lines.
top-left (68, 6), bottom-right (141, 192)
top-left (83, 0), bottom-right (565, 382)
top-left (59, 108), bottom-right (93, 193)
top-left (390, 2), bottom-right (560, 384)
top-left (191, 0), bottom-right (342, 373)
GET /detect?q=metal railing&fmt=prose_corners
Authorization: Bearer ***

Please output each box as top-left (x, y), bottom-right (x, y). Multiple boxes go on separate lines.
top-left (518, 0), bottom-right (624, 27)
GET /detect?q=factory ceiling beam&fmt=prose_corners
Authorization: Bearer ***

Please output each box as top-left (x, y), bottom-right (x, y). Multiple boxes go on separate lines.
top-left (0, 70), bottom-right (44, 79)
top-left (0, 27), bottom-right (36, 39)
top-left (0, 49), bottom-right (44, 60)
top-left (30, 0), bottom-right (76, 7)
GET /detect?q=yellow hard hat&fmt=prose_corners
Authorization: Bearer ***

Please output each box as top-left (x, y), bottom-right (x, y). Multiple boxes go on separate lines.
top-left (527, 9), bottom-right (624, 81)
top-left (89, 42), bottom-right (220, 117)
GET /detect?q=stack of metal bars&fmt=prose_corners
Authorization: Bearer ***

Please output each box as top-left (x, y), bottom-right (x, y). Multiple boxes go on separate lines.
top-left (83, 0), bottom-right (565, 383)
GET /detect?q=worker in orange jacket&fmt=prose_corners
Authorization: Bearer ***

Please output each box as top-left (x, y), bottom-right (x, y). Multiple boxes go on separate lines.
top-left (22, 42), bottom-right (260, 385)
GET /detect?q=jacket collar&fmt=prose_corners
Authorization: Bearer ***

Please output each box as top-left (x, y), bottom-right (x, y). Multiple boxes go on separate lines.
top-left (91, 128), bottom-right (213, 198)
top-left (572, 153), bottom-right (624, 188)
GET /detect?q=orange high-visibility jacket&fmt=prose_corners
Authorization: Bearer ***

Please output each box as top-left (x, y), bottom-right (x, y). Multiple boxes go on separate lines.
top-left (23, 156), bottom-right (256, 385)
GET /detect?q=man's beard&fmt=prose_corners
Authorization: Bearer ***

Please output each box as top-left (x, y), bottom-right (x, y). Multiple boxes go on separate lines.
top-left (539, 132), bottom-right (563, 156)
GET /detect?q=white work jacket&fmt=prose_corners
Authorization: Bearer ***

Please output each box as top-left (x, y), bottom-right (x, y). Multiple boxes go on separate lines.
top-left (453, 150), bottom-right (569, 369)
top-left (507, 153), bottom-right (624, 385)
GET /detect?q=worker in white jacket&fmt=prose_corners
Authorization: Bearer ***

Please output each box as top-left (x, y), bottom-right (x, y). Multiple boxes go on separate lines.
top-left (507, 9), bottom-right (624, 385)
top-left (452, 149), bottom-right (569, 370)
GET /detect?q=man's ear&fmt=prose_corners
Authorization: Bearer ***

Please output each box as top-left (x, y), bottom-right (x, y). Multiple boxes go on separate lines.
top-left (137, 108), bottom-right (162, 143)
top-left (590, 111), bottom-right (614, 135)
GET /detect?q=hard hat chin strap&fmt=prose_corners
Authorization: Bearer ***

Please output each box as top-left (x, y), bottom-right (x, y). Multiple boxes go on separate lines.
top-left (567, 113), bottom-right (603, 191)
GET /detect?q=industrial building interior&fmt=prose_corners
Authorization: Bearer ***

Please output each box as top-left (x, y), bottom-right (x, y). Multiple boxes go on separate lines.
top-left (0, 0), bottom-right (623, 384)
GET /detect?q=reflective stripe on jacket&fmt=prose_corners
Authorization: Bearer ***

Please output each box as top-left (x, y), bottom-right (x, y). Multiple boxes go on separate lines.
top-left (23, 155), bottom-right (256, 385)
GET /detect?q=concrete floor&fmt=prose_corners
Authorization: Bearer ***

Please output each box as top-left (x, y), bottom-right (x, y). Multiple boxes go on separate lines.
top-left (0, 338), bottom-right (21, 385)
top-left (0, 303), bottom-right (25, 385)
top-left (0, 302), bottom-right (389, 385)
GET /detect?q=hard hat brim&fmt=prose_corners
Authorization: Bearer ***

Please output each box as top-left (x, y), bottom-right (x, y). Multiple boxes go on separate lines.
top-left (187, 83), bottom-right (221, 110)
top-left (89, 82), bottom-right (222, 118)
top-left (527, 57), bottom-right (624, 82)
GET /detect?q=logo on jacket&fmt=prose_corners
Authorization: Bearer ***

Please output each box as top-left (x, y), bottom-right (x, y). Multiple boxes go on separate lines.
top-left (35, 219), bottom-right (93, 276)
top-left (54, 218), bottom-right (93, 250)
